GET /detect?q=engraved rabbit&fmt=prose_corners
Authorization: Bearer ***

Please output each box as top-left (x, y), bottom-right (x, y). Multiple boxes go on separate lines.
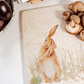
top-left (39, 25), bottom-right (61, 83)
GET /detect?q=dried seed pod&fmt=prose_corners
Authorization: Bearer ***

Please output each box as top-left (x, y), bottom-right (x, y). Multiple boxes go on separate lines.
top-left (63, 11), bottom-right (72, 21)
top-left (70, 15), bottom-right (80, 24)
top-left (68, 3), bottom-right (74, 10)
top-left (65, 21), bottom-right (82, 35)
top-left (79, 30), bottom-right (84, 41)
top-left (72, 1), bottom-right (84, 14)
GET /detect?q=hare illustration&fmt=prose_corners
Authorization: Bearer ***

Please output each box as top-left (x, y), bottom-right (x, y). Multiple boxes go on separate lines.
top-left (39, 25), bottom-right (61, 83)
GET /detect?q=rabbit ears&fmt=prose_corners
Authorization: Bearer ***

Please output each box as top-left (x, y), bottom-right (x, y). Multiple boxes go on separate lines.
top-left (48, 25), bottom-right (58, 37)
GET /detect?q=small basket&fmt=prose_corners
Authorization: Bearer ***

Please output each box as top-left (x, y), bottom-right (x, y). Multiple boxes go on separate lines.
top-left (0, 0), bottom-right (14, 34)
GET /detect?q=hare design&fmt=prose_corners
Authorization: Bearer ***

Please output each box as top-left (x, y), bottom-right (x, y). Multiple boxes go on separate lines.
top-left (39, 25), bottom-right (61, 83)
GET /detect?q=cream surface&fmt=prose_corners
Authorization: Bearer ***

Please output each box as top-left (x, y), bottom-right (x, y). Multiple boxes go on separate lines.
top-left (22, 4), bottom-right (84, 84)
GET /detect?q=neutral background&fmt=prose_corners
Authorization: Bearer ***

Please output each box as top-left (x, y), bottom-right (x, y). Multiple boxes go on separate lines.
top-left (0, 0), bottom-right (83, 84)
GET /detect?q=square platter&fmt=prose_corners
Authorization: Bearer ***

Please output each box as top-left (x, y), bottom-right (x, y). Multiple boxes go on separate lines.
top-left (21, 2), bottom-right (84, 84)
